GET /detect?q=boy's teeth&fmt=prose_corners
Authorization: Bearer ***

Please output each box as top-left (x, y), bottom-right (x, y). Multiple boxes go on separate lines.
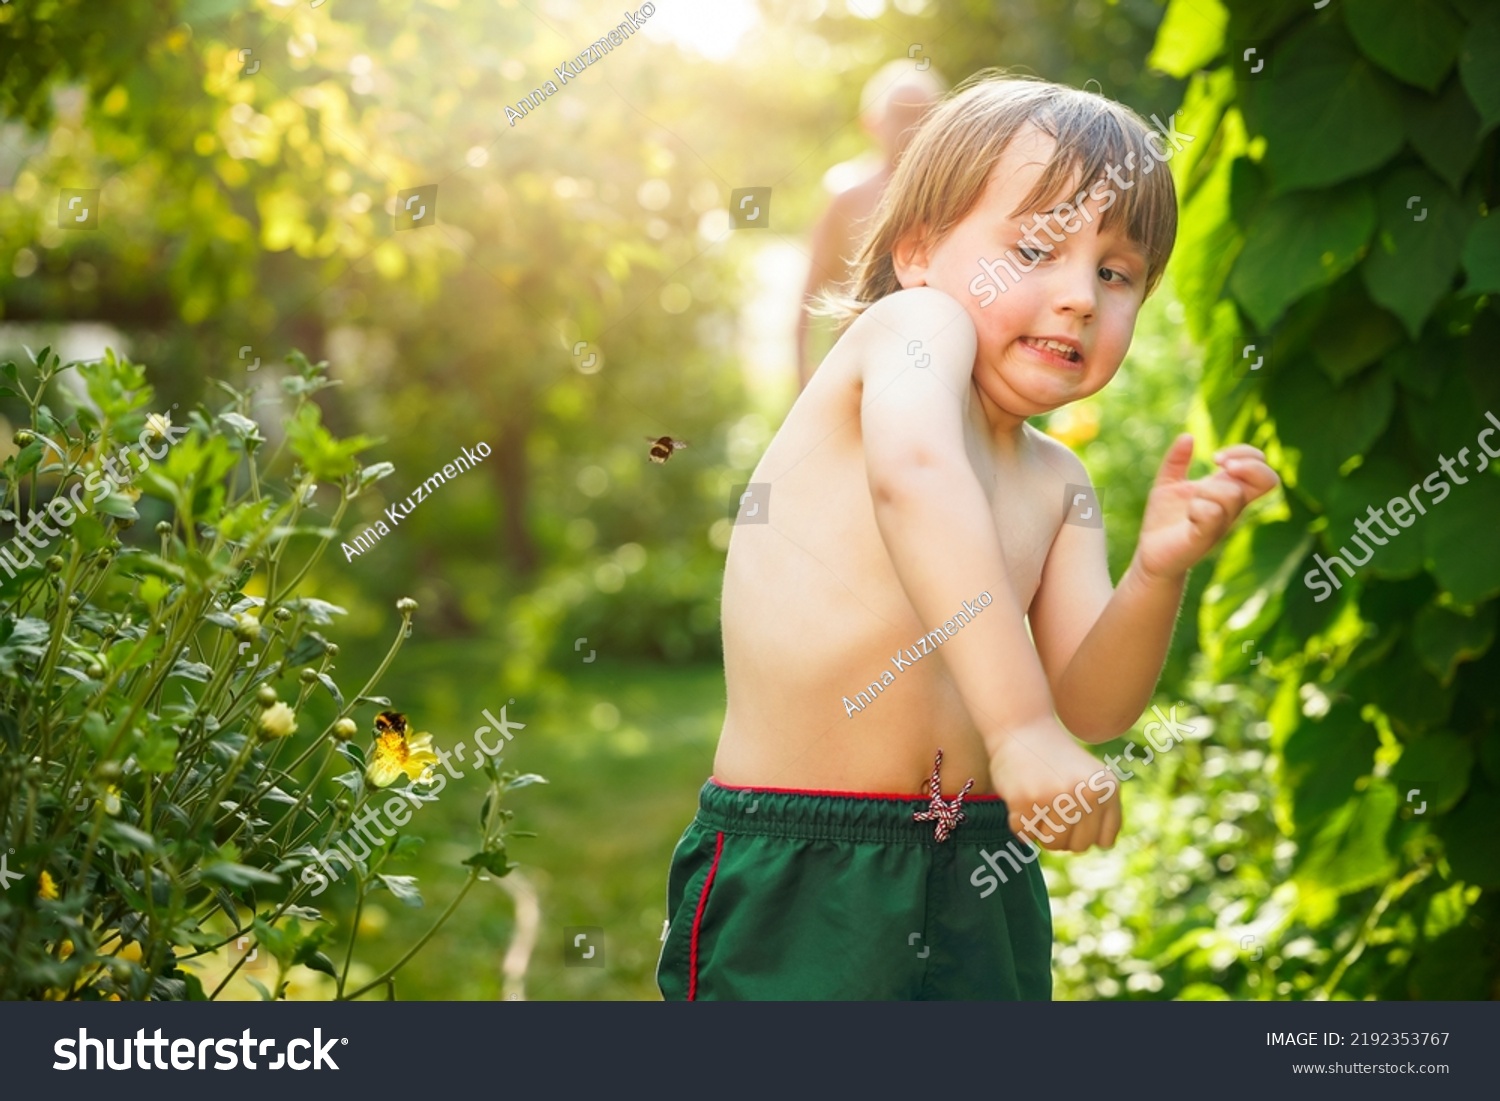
top-left (1024, 337), bottom-right (1079, 360)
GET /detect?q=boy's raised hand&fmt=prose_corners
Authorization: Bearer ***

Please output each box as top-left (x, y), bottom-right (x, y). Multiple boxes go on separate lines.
top-left (1132, 434), bottom-right (1279, 582)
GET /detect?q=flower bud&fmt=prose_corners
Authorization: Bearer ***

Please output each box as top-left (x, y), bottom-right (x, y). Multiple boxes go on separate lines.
top-left (45, 555), bottom-right (64, 573)
top-left (334, 717), bottom-right (358, 741)
top-left (326, 643), bottom-right (340, 657)
top-left (259, 701), bottom-right (298, 739)
top-left (86, 663), bottom-right (105, 679)
top-left (256, 684), bottom-right (278, 708)
top-left (273, 607), bottom-right (292, 621)
top-left (13, 429), bottom-right (35, 447)
top-left (155, 521), bottom-right (172, 537)
top-left (300, 667), bottom-right (318, 684)
top-left (144, 412), bottom-right (172, 441)
top-left (233, 612), bottom-right (261, 642)
top-left (396, 597), bottom-right (418, 615)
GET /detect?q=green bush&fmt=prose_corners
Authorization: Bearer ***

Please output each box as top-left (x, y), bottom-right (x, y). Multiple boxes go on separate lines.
top-left (1144, 0), bottom-right (1500, 999)
top-left (0, 348), bottom-right (535, 1000)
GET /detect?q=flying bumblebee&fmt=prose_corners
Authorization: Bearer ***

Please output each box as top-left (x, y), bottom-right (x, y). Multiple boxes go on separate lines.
top-left (646, 436), bottom-right (689, 464)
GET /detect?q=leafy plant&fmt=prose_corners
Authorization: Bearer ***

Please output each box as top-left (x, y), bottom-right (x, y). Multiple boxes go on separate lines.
top-left (0, 347), bottom-right (536, 1000)
top-left (1144, 0), bottom-right (1500, 998)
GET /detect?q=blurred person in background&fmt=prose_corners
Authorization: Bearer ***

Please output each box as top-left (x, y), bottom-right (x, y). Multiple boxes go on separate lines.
top-left (795, 60), bottom-right (947, 390)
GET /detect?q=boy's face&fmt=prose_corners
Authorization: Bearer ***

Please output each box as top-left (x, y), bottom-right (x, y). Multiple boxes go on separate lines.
top-left (893, 124), bottom-right (1150, 423)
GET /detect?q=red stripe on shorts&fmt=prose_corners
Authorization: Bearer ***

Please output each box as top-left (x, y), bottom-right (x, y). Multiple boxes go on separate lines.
top-left (687, 830), bottom-right (725, 1002)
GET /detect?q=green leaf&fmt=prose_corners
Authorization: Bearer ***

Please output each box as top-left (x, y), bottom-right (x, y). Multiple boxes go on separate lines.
top-left (1361, 167), bottom-right (1473, 337)
top-left (1228, 185), bottom-right (1376, 330)
top-left (1325, 456), bottom-right (1427, 578)
top-left (301, 950), bottom-right (339, 979)
top-left (1390, 730), bottom-right (1474, 814)
top-left (169, 659), bottom-right (214, 683)
top-left (462, 848), bottom-right (513, 878)
top-left (1309, 287), bottom-right (1404, 382)
top-left (1257, 22), bottom-right (1406, 194)
top-left (1269, 363), bottom-right (1394, 502)
top-left (1435, 775), bottom-right (1500, 886)
top-left (284, 631), bottom-right (332, 667)
top-left (200, 862), bottom-right (282, 889)
top-left (315, 672), bottom-right (344, 709)
top-left (1404, 76), bottom-right (1485, 189)
top-left (390, 834), bottom-right (425, 860)
top-left (1351, 633), bottom-right (1456, 734)
top-left (1199, 520), bottom-right (1311, 677)
top-left (13, 441), bottom-right (43, 477)
top-left (1148, 0), bottom-right (1227, 78)
top-left (1460, 214), bottom-right (1500, 294)
top-left (1458, 7), bottom-right (1500, 130)
top-left (1413, 601), bottom-right (1497, 682)
top-left (1344, 0), bottom-right (1466, 92)
top-left (1425, 471), bottom-right (1500, 603)
top-left (375, 873), bottom-right (424, 907)
top-left (1294, 781), bottom-right (1399, 895)
top-left (135, 727), bottom-right (180, 774)
top-left (357, 461), bottom-right (395, 490)
top-left (285, 403), bottom-right (381, 481)
top-left (94, 493), bottom-right (140, 521)
top-left (332, 769), bottom-right (365, 801)
top-left (106, 821), bottom-right (159, 853)
top-left (1282, 703), bottom-right (1380, 833)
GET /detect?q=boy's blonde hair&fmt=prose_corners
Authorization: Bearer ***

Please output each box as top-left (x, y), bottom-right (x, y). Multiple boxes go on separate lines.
top-left (827, 72), bottom-right (1179, 321)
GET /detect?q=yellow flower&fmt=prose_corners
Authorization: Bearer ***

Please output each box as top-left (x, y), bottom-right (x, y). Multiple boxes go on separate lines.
top-left (38, 871), bottom-right (59, 901)
top-left (259, 701), bottom-right (298, 738)
top-left (366, 728), bottom-right (440, 788)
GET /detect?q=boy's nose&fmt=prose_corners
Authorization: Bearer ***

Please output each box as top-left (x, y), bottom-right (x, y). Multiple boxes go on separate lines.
top-left (1051, 259), bottom-right (1097, 319)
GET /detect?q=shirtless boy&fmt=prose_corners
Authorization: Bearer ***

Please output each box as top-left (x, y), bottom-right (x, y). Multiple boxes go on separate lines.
top-left (658, 74), bottom-right (1278, 1000)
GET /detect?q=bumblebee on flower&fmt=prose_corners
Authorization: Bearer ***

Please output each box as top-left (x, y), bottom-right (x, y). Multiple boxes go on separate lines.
top-left (365, 710), bottom-right (440, 788)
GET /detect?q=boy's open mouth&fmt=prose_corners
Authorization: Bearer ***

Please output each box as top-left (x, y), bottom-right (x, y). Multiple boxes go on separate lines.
top-left (1019, 336), bottom-right (1083, 364)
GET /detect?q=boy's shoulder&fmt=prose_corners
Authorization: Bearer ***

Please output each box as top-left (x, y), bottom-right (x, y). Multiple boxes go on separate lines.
top-left (845, 288), bottom-right (978, 382)
top-left (1024, 423), bottom-right (1091, 485)
top-left (851, 286), bottom-right (974, 339)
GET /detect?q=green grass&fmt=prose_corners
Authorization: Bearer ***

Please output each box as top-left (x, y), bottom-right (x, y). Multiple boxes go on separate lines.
top-left (315, 641), bottom-right (724, 1001)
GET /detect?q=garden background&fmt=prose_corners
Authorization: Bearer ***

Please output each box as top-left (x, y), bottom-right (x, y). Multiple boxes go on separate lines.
top-left (1, 0), bottom-right (1496, 1001)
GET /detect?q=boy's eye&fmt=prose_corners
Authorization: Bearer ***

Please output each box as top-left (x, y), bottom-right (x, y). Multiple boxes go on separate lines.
top-left (1099, 266), bottom-right (1131, 285)
top-left (1017, 245), bottom-right (1052, 263)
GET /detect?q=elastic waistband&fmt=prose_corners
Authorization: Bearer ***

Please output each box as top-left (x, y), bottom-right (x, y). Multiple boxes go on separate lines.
top-left (697, 778), bottom-right (1019, 845)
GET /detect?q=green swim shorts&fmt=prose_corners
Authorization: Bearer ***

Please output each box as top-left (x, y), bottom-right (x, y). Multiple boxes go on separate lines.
top-left (656, 765), bottom-right (1053, 1001)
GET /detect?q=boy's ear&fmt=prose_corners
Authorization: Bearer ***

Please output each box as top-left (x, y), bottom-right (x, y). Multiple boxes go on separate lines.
top-left (891, 224), bottom-right (933, 289)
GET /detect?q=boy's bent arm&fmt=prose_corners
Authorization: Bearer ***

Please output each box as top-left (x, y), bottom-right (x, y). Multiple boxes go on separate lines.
top-left (1031, 434), bottom-right (1271, 741)
top-left (857, 290), bottom-right (1066, 749)
top-left (1030, 509), bottom-right (1186, 741)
